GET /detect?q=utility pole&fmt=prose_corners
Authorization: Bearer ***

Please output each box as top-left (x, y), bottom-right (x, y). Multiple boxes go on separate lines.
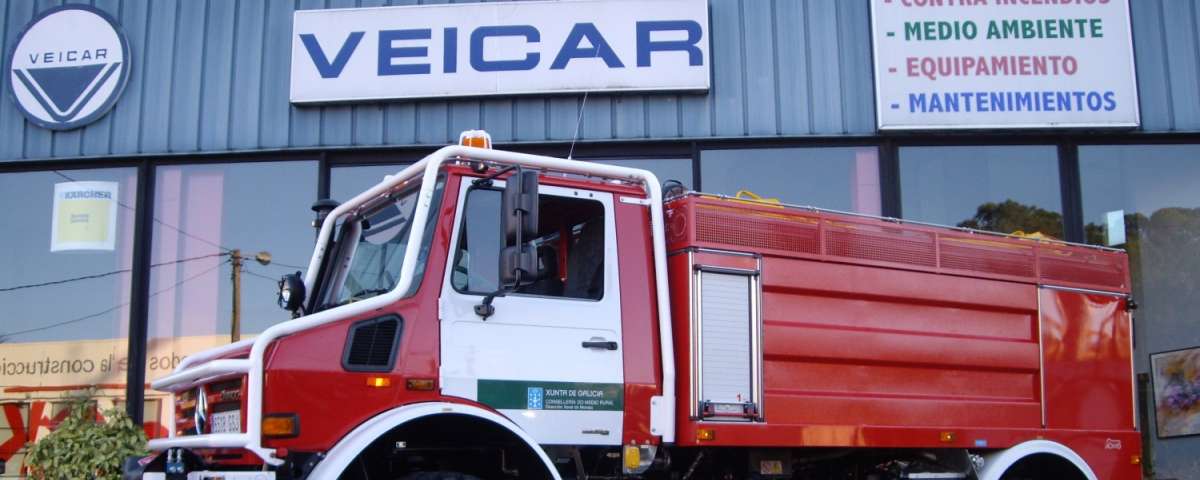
top-left (230, 249), bottom-right (273, 343)
top-left (230, 249), bottom-right (243, 343)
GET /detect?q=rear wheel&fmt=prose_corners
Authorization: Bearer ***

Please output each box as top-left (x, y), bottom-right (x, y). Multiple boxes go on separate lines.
top-left (400, 472), bottom-right (484, 480)
top-left (999, 453), bottom-right (1086, 480)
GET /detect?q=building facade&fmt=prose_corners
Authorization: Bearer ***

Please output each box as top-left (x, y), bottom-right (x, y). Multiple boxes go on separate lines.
top-left (0, 0), bottom-right (1198, 478)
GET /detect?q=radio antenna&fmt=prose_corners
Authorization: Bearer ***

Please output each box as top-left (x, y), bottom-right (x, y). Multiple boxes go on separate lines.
top-left (568, 44), bottom-right (605, 160)
top-left (567, 90), bottom-right (590, 160)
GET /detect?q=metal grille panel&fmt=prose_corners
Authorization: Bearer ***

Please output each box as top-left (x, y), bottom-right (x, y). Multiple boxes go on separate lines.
top-left (695, 204), bottom-right (820, 254)
top-left (940, 237), bottom-right (1037, 277)
top-left (669, 195), bottom-right (1130, 294)
top-left (824, 221), bottom-right (937, 267)
top-left (1039, 248), bottom-right (1128, 290)
top-left (344, 316), bottom-right (402, 372)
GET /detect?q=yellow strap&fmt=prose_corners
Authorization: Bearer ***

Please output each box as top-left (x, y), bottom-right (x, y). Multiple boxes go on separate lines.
top-left (1009, 230), bottom-right (1056, 241)
top-left (734, 190), bottom-right (781, 204)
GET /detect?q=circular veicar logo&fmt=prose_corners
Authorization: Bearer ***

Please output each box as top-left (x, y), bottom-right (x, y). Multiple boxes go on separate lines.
top-left (6, 5), bottom-right (130, 131)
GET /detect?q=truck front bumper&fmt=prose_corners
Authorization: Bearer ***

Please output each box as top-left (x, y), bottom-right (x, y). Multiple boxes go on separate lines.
top-left (123, 450), bottom-right (282, 480)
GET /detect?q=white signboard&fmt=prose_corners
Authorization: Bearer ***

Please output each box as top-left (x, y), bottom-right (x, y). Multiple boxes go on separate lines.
top-left (50, 181), bottom-right (119, 252)
top-left (290, 0), bottom-right (710, 103)
top-left (871, 0), bottom-right (1139, 130)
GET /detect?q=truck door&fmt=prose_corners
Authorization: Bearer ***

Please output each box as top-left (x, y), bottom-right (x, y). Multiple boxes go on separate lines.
top-left (439, 179), bottom-right (624, 446)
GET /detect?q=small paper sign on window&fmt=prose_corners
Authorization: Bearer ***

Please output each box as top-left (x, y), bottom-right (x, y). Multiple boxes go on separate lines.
top-left (1106, 210), bottom-right (1126, 247)
top-left (50, 181), bottom-right (119, 252)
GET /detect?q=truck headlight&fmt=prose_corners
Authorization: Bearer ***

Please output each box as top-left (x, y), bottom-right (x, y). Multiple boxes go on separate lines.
top-left (277, 272), bottom-right (306, 313)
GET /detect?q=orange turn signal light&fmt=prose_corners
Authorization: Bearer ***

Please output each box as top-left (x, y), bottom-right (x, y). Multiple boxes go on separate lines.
top-left (1131, 454), bottom-right (1142, 465)
top-left (262, 414), bottom-right (299, 438)
top-left (697, 428), bottom-right (716, 441)
top-left (939, 431), bottom-right (956, 443)
top-left (623, 445), bottom-right (641, 470)
top-left (367, 376), bottom-right (392, 388)
top-left (406, 378), bottom-right (436, 391)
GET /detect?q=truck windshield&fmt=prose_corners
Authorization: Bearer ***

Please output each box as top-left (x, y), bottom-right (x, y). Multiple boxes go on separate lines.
top-left (311, 174), bottom-right (444, 312)
top-left (337, 189), bottom-right (420, 304)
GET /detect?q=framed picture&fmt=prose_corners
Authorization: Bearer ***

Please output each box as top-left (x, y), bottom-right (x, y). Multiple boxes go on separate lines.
top-left (1151, 347), bottom-right (1200, 438)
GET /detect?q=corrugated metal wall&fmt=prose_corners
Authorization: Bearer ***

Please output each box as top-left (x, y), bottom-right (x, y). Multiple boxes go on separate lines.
top-left (0, 0), bottom-right (874, 161)
top-left (1133, 0), bottom-right (1200, 131)
top-left (1, 0), bottom-right (1200, 162)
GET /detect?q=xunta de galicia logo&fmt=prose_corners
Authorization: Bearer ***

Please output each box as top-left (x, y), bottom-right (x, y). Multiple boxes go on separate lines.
top-left (6, 6), bottom-right (130, 130)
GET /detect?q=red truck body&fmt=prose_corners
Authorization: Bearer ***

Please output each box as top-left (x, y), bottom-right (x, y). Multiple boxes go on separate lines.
top-left (664, 195), bottom-right (1138, 479)
top-left (140, 148), bottom-right (1140, 480)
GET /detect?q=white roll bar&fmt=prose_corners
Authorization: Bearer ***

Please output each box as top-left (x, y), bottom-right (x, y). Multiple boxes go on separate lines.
top-left (149, 145), bottom-right (678, 465)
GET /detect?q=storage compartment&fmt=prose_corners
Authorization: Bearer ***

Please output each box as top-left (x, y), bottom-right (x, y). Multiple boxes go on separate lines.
top-left (687, 250), bottom-right (763, 421)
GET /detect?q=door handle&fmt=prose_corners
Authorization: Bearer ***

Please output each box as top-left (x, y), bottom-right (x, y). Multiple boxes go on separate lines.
top-left (581, 340), bottom-right (618, 350)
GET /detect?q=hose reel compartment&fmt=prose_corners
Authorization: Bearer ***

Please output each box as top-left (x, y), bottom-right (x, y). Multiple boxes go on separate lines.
top-left (686, 249), bottom-right (763, 422)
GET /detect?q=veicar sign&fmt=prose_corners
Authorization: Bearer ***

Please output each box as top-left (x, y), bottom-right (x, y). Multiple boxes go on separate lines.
top-left (6, 5), bottom-right (130, 130)
top-left (870, 0), bottom-right (1139, 130)
top-left (289, 0), bottom-right (710, 104)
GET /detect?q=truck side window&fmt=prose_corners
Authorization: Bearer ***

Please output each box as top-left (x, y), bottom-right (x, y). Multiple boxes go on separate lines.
top-left (452, 188), bottom-right (605, 300)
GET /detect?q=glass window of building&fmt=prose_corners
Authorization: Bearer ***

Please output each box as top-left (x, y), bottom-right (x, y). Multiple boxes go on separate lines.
top-left (591, 158), bottom-right (694, 190)
top-left (145, 161), bottom-right (316, 435)
top-left (1080, 145), bottom-right (1200, 368)
top-left (899, 146), bottom-right (1062, 236)
top-left (1081, 145), bottom-right (1200, 467)
top-left (331, 164), bottom-right (413, 203)
top-left (0, 168), bottom-right (138, 451)
top-left (700, 147), bottom-right (881, 215)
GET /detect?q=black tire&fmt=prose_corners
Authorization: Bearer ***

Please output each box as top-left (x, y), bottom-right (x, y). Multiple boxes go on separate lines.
top-left (400, 472), bottom-right (485, 480)
top-left (999, 453), bottom-right (1086, 480)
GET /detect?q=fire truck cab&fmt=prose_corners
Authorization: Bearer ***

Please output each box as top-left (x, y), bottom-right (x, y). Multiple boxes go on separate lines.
top-left (133, 134), bottom-right (1141, 480)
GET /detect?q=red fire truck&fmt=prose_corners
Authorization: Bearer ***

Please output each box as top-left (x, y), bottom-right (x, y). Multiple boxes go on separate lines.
top-left (131, 133), bottom-right (1141, 480)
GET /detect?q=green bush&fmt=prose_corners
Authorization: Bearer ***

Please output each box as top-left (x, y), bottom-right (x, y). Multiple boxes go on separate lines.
top-left (25, 394), bottom-right (148, 480)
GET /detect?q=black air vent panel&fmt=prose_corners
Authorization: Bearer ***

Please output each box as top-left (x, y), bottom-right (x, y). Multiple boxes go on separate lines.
top-left (342, 316), bottom-right (402, 372)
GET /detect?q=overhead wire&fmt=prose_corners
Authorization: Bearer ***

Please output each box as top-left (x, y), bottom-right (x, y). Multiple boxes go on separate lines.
top-left (51, 170), bottom-right (310, 272)
top-left (261, 260), bottom-right (308, 271)
top-left (3, 174), bottom-right (329, 340)
top-left (0, 252), bottom-right (228, 293)
top-left (0, 258), bottom-right (230, 339)
top-left (241, 268), bottom-right (280, 283)
top-left (52, 170), bottom-right (232, 254)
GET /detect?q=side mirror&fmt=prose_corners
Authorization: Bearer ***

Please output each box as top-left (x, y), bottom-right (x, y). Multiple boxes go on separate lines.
top-left (501, 169), bottom-right (539, 246)
top-left (475, 169), bottom-right (540, 320)
top-left (499, 244), bottom-right (538, 288)
top-left (277, 272), bottom-right (306, 317)
top-left (498, 169), bottom-right (539, 288)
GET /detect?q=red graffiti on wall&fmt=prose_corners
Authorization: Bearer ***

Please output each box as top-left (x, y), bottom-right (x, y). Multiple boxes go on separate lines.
top-left (1, 400), bottom-right (167, 473)
top-left (0, 404), bottom-right (27, 462)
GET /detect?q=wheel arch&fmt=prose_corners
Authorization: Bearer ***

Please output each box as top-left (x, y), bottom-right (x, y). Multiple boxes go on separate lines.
top-left (977, 439), bottom-right (1097, 480)
top-left (305, 401), bottom-right (562, 480)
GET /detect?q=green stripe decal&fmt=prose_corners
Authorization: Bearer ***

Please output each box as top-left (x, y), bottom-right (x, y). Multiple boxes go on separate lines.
top-left (478, 379), bottom-right (624, 411)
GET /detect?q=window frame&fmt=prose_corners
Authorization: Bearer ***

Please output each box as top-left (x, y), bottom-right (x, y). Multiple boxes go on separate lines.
top-left (447, 180), bottom-right (609, 303)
